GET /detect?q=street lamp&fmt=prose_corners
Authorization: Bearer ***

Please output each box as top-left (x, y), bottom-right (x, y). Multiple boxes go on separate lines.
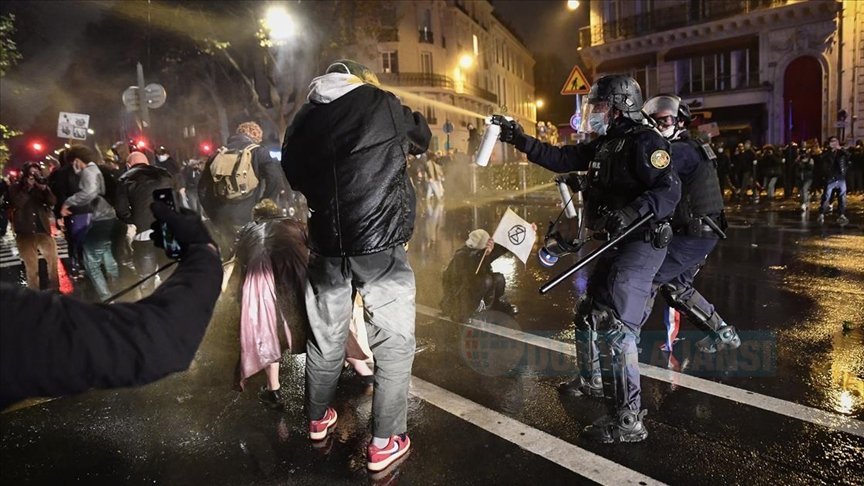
top-left (536, 99), bottom-right (545, 109)
top-left (459, 53), bottom-right (474, 69)
top-left (567, 0), bottom-right (580, 11)
top-left (264, 5), bottom-right (296, 43)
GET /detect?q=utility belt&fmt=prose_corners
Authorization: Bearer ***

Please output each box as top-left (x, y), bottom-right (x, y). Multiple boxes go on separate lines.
top-left (675, 214), bottom-right (726, 239)
top-left (593, 220), bottom-right (673, 249)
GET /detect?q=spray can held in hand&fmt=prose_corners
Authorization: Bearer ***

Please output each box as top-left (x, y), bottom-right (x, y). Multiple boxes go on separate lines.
top-left (473, 115), bottom-right (513, 167)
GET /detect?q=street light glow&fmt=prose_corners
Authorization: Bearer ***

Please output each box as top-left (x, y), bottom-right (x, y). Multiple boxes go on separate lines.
top-left (536, 99), bottom-right (545, 109)
top-left (86, 128), bottom-right (95, 135)
top-left (264, 6), bottom-right (295, 42)
top-left (459, 54), bottom-right (474, 69)
top-left (567, 0), bottom-right (580, 11)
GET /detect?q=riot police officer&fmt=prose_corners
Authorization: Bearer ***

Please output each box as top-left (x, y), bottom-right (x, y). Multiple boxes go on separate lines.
top-left (497, 75), bottom-right (681, 443)
top-left (642, 95), bottom-right (741, 353)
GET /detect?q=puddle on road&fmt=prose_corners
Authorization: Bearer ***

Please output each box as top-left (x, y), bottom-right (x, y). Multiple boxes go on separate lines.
top-left (783, 234), bottom-right (864, 417)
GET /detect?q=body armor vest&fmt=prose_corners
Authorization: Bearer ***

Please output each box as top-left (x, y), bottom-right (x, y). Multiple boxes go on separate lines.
top-left (584, 126), bottom-right (652, 231)
top-left (672, 138), bottom-right (725, 230)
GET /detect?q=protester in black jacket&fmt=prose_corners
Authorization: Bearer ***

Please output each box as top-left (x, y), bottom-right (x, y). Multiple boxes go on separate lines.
top-left (281, 59), bottom-right (430, 471)
top-left (115, 151), bottom-right (175, 293)
top-left (0, 202), bottom-right (221, 409)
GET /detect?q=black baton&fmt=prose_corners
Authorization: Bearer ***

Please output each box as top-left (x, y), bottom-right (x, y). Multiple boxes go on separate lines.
top-left (539, 212), bottom-right (655, 294)
top-left (702, 216), bottom-right (727, 240)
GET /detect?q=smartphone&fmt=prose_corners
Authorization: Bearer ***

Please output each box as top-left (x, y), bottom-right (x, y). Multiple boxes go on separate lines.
top-left (152, 188), bottom-right (183, 259)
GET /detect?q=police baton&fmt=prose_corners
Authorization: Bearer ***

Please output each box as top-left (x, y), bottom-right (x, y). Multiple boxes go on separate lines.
top-left (539, 212), bottom-right (655, 294)
top-left (702, 216), bottom-right (727, 240)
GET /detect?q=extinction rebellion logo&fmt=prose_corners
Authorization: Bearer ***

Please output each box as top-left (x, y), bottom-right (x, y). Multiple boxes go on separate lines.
top-left (508, 224), bottom-right (527, 245)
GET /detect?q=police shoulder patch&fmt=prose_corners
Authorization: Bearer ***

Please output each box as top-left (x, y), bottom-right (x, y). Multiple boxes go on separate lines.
top-left (650, 149), bottom-right (671, 169)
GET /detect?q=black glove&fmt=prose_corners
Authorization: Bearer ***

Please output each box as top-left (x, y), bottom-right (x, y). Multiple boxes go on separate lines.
top-left (604, 206), bottom-right (641, 236)
top-left (495, 115), bottom-right (524, 145)
top-left (149, 201), bottom-right (215, 252)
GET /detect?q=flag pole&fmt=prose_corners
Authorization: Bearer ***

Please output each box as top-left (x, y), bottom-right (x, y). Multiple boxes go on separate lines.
top-left (474, 250), bottom-right (489, 275)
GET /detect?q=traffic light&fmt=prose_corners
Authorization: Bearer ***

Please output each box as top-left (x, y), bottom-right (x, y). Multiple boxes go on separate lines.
top-left (199, 142), bottom-right (213, 155)
top-left (135, 139), bottom-right (147, 150)
top-left (31, 141), bottom-right (44, 153)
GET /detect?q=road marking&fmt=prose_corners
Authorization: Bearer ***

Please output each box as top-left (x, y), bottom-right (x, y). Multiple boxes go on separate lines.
top-left (410, 376), bottom-right (666, 486)
top-left (416, 304), bottom-right (864, 439)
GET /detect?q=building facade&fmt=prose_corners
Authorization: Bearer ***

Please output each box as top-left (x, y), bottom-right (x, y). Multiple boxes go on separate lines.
top-left (351, 0), bottom-right (536, 159)
top-left (578, 0), bottom-right (860, 146)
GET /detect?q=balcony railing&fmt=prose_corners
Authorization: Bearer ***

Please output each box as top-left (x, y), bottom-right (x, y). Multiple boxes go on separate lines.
top-left (584, 0), bottom-right (788, 46)
top-left (376, 72), bottom-right (498, 104)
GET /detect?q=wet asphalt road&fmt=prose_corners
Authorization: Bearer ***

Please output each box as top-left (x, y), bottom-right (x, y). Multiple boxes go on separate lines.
top-left (1, 190), bottom-right (863, 485)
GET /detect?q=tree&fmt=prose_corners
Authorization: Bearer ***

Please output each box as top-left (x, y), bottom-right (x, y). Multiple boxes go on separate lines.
top-left (0, 13), bottom-right (22, 173)
top-left (124, 1), bottom-right (390, 140)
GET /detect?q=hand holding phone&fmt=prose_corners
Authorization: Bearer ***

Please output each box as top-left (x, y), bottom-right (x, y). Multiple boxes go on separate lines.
top-left (152, 188), bottom-right (184, 259)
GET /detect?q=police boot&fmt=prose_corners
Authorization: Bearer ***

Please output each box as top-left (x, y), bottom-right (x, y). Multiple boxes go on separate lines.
top-left (583, 409), bottom-right (648, 444)
top-left (696, 324), bottom-right (741, 353)
top-left (557, 375), bottom-right (603, 398)
top-left (583, 312), bottom-right (648, 443)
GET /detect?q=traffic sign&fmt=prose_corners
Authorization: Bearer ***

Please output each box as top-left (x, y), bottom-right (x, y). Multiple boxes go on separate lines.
top-left (561, 65), bottom-right (590, 96)
top-left (144, 83), bottom-right (167, 109)
top-left (570, 113), bottom-right (581, 131)
top-left (122, 86), bottom-right (140, 112)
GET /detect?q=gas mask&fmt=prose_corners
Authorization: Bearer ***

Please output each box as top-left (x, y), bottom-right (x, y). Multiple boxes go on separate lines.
top-left (157, 154), bottom-right (169, 162)
top-left (659, 125), bottom-right (676, 138)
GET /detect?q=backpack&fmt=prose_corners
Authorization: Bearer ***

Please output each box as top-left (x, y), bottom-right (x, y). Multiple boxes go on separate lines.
top-left (209, 144), bottom-right (259, 201)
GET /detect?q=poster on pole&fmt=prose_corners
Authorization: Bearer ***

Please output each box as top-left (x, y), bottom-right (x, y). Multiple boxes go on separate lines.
top-left (57, 112), bottom-right (90, 140)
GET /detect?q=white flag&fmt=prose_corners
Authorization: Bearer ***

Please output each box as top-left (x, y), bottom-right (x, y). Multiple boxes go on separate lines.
top-left (492, 208), bottom-right (537, 264)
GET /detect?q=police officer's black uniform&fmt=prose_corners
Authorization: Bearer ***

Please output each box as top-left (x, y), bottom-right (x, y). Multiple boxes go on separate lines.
top-left (500, 75), bottom-right (681, 443)
top-left (643, 100), bottom-right (740, 352)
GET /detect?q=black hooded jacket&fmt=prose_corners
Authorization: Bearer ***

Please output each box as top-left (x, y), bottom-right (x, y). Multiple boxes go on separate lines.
top-left (116, 164), bottom-right (175, 234)
top-left (282, 81), bottom-right (431, 257)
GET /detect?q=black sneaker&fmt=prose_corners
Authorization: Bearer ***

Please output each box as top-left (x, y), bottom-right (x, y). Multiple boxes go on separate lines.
top-left (582, 410), bottom-right (648, 443)
top-left (258, 386), bottom-right (284, 410)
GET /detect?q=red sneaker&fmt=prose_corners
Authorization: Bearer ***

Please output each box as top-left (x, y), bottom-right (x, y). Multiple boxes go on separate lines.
top-left (367, 433), bottom-right (411, 472)
top-left (309, 407), bottom-right (337, 440)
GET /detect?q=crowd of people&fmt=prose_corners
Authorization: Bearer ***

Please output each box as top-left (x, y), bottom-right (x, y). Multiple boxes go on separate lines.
top-left (1, 58), bottom-right (861, 479)
top-left (714, 137), bottom-right (862, 223)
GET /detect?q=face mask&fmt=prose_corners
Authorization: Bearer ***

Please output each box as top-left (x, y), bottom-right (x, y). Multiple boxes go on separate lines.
top-left (588, 113), bottom-right (607, 136)
top-left (659, 125), bottom-right (676, 138)
top-left (157, 154), bottom-right (169, 162)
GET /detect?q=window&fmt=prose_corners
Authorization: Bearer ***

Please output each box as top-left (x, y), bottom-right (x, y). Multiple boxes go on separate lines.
top-left (473, 34), bottom-right (479, 56)
top-left (420, 52), bottom-right (433, 74)
top-left (424, 104), bottom-right (437, 125)
top-left (382, 51), bottom-right (399, 74)
top-left (419, 8), bottom-right (433, 44)
top-left (630, 65), bottom-right (658, 98)
top-left (676, 45), bottom-right (758, 94)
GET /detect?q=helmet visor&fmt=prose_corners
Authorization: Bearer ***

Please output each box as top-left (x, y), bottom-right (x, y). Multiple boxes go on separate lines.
top-left (579, 97), bottom-right (610, 134)
top-left (643, 95), bottom-right (680, 128)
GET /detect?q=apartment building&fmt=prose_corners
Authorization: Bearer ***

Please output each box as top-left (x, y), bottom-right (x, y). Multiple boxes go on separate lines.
top-left (577, 0), bottom-right (861, 145)
top-left (351, 0), bottom-right (536, 158)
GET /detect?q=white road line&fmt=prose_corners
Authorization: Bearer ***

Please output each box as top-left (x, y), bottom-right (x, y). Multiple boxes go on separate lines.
top-left (416, 304), bottom-right (864, 439)
top-left (410, 376), bottom-right (667, 486)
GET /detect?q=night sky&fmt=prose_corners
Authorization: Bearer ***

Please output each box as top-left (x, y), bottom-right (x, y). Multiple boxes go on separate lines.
top-left (492, 0), bottom-right (590, 125)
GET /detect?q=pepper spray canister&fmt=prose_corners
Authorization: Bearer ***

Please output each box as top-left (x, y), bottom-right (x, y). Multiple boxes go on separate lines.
top-left (473, 121), bottom-right (500, 167)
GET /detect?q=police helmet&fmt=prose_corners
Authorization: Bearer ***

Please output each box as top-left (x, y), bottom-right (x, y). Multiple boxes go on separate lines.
top-left (586, 75), bottom-right (644, 121)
